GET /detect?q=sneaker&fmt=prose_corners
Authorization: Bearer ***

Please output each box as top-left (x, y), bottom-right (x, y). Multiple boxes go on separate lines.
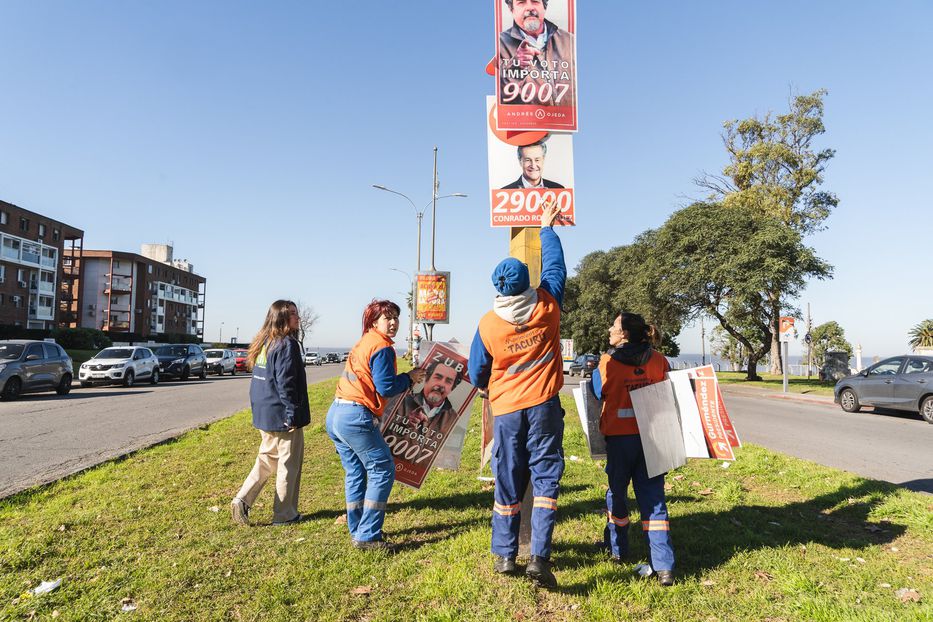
top-left (230, 498), bottom-right (249, 526)
top-left (271, 513), bottom-right (302, 526)
top-left (656, 570), bottom-right (675, 587)
top-left (525, 555), bottom-right (557, 588)
top-left (352, 538), bottom-right (397, 552)
top-left (493, 555), bottom-right (518, 575)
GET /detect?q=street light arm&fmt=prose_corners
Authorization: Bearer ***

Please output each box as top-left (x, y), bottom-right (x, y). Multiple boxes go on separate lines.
top-left (373, 184), bottom-right (420, 216)
top-left (421, 193), bottom-right (468, 211)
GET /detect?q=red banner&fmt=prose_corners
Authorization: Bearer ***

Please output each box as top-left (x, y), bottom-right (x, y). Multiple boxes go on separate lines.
top-left (415, 272), bottom-right (450, 324)
top-left (693, 365), bottom-right (741, 448)
top-left (694, 377), bottom-right (735, 460)
top-left (489, 188), bottom-right (574, 227)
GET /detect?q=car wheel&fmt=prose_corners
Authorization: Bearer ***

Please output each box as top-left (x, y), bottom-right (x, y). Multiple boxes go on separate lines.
top-left (123, 370), bottom-right (135, 388)
top-left (1, 377), bottom-right (22, 401)
top-left (56, 374), bottom-right (73, 395)
top-left (151, 368), bottom-right (160, 385)
top-left (217, 366), bottom-right (223, 376)
top-left (181, 366), bottom-right (190, 381)
top-left (199, 365), bottom-right (207, 380)
top-left (230, 366), bottom-right (236, 376)
top-left (839, 388), bottom-right (861, 413)
top-left (921, 396), bottom-right (933, 424)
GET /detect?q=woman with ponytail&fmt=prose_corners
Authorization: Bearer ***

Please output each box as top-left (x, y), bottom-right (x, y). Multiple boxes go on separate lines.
top-left (231, 299), bottom-right (310, 526)
top-left (591, 312), bottom-right (676, 586)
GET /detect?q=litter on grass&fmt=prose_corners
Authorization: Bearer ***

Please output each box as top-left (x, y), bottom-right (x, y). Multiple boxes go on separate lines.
top-left (32, 579), bottom-right (61, 595)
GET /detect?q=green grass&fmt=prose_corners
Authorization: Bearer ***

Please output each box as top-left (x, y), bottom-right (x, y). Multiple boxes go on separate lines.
top-left (1, 379), bottom-right (930, 621)
top-left (64, 349), bottom-right (98, 377)
top-left (717, 371), bottom-right (837, 396)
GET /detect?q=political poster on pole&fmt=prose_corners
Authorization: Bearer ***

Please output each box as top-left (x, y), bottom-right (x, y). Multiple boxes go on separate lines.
top-left (495, 0), bottom-right (578, 132)
top-left (380, 342), bottom-right (478, 488)
top-left (486, 96), bottom-right (575, 228)
top-left (415, 272), bottom-right (450, 324)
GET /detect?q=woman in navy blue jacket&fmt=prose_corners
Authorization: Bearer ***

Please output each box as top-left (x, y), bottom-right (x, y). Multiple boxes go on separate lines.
top-left (231, 299), bottom-right (310, 526)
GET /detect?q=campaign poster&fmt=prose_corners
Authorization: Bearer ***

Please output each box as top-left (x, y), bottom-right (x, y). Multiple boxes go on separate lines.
top-left (486, 97), bottom-right (575, 228)
top-left (572, 379), bottom-right (606, 460)
top-left (690, 365), bottom-right (741, 448)
top-left (693, 377), bottom-right (735, 461)
top-left (495, 0), bottom-right (578, 131)
top-left (480, 397), bottom-right (494, 470)
top-left (666, 369), bottom-right (710, 459)
top-left (415, 271), bottom-right (450, 324)
top-left (380, 342), bottom-right (478, 489)
top-left (630, 380), bottom-right (687, 478)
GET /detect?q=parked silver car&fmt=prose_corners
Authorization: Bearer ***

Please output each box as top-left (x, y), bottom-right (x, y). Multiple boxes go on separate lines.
top-left (0, 340), bottom-right (74, 400)
top-left (79, 346), bottom-right (160, 387)
top-left (834, 355), bottom-right (933, 423)
top-left (204, 349), bottom-right (237, 375)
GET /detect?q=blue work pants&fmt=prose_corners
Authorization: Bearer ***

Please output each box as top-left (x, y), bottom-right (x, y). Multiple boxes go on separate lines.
top-left (325, 400), bottom-right (395, 543)
top-left (491, 395), bottom-right (564, 559)
top-left (604, 434), bottom-right (675, 571)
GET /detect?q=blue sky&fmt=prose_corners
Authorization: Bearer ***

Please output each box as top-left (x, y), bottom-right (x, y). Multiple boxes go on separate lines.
top-left (1, 1), bottom-right (930, 358)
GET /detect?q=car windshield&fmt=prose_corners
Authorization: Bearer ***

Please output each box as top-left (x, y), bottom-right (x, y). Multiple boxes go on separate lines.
top-left (0, 344), bottom-right (25, 360)
top-left (235, 351), bottom-right (248, 357)
top-left (154, 346), bottom-right (188, 357)
top-left (95, 348), bottom-right (134, 359)
top-left (204, 350), bottom-right (224, 357)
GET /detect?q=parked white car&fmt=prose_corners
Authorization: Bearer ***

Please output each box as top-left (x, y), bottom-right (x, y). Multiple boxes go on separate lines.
top-left (79, 346), bottom-right (160, 387)
top-left (304, 351), bottom-right (320, 365)
top-left (203, 349), bottom-right (237, 375)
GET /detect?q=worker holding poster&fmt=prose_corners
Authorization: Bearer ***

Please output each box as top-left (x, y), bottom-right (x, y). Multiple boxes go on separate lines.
top-left (591, 312), bottom-right (676, 587)
top-left (496, 0), bottom-right (578, 132)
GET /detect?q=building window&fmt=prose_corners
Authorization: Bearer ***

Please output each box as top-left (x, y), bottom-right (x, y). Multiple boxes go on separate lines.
top-left (113, 260), bottom-right (121, 269)
top-left (0, 211), bottom-right (7, 225)
top-left (38, 224), bottom-right (46, 237)
top-left (148, 265), bottom-right (152, 274)
top-left (17, 268), bottom-right (26, 285)
top-left (11, 295), bottom-right (23, 308)
top-left (0, 265), bottom-right (4, 283)
top-left (20, 218), bottom-right (29, 232)
top-left (52, 228), bottom-right (60, 241)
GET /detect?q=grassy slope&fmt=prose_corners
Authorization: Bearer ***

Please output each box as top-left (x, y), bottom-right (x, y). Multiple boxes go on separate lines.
top-left (1, 379), bottom-right (930, 621)
top-left (716, 371), bottom-right (837, 397)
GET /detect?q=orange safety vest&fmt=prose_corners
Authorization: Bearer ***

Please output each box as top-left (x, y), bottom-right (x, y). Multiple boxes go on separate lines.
top-left (478, 288), bottom-right (563, 416)
top-left (598, 350), bottom-right (669, 436)
top-left (335, 330), bottom-right (396, 416)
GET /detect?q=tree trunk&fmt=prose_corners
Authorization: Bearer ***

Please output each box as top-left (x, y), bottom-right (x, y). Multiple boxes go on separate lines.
top-left (768, 299), bottom-right (782, 375)
top-left (745, 353), bottom-right (763, 381)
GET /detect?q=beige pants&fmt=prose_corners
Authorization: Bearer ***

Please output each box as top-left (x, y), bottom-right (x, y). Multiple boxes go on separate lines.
top-left (236, 428), bottom-right (304, 523)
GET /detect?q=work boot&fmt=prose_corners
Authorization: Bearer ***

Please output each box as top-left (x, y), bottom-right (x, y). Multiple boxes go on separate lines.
top-left (526, 555), bottom-right (557, 588)
top-left (656, 570), bottom-right (675, 587)
top-left (493, 555), bottom-right (517, 575)
top-left (230, 498), bottom-right (250, 526)
top-left (353, 539), bottom-right (397, 553)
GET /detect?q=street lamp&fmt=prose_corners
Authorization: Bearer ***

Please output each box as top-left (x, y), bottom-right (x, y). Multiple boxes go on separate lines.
top-left (389, 267), bottom-right (415, 361)
top-left (219, 321), bottom-right (224, 344)
top-left (373, 180), bottom-right (467, 342)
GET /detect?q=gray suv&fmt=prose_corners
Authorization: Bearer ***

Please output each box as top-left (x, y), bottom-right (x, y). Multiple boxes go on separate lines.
top-left (834, 355), bottom-right (933, 424)
top-left (0, 340), bottom-right (74, 401)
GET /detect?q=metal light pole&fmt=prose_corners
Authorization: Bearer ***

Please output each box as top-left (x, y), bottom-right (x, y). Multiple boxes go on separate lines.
top-left (390, 268), bottom-right (414, 361)
top-left (373, 178), bottom-right (467, 343)
top-left (219, 322), bottom-right (223, 344)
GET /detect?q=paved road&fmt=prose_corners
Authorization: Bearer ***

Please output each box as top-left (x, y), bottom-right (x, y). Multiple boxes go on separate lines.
top-left (562, 376), bottom-right (933, 494)
top-left (0, 365), bottom-right (341, 499)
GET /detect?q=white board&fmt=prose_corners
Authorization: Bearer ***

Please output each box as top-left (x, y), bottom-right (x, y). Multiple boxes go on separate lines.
top-left (630, 380), bottom-right (687, 478)
top-left (666, 369), bottom-right (710, 458)
top-left (573, 379), bottom-right (606, 460)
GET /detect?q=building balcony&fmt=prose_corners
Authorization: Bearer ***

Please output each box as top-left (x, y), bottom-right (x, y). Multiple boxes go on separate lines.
top-left (107, 321), bottom-right (131, 331)
top-left (29, 306), bottom-right (55, 321)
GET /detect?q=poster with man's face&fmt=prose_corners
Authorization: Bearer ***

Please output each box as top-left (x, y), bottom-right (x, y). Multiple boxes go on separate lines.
top-left (486, 96), bottom-right (575, 227)
top-left (495, 0), bottom-right (578, 132)
top-left (379, 342), bottom-right (478, 488)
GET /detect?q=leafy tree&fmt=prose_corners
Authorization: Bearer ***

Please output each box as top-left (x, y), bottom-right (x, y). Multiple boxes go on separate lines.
top-left (908, 319), bottom-right (933, 350)
top-left (561, 232), bottom-right (686, 357)
top-left (709, 325), bottom-right (758, 372)
top-left (696, 90), bottom-right (837, 374)
top-left (649, 202), bottom-right (831, 380)
top-left (810, 321), bottom-right (853, 365)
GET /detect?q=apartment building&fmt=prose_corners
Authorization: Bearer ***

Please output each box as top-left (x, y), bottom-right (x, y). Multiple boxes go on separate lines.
top-left (0, 200), bottom-right (84, 329)
top-left (66, 244), bottom-right (206, 338)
